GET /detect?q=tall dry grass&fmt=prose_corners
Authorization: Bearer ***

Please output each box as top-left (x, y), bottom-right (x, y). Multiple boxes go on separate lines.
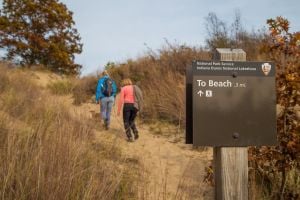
top-left (143, 71), bottom-right (185, 124)
top-left (0, 64), bottom-right (137, 200)
top-left (72, 76), bottom-right (98, 105)
top-left (249, 167), bottom-right (300, 199)
top-left (47, 79), bottom-right (74, 95)
top-left (108, 43), bottom-right (211, 127)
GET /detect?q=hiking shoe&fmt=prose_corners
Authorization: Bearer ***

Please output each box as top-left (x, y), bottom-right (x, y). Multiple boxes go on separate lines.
top-left (104, 119), bottom-right (109, 130)
top-left (134, 134), bottom-right (139, 140)
top-left (127, 137), bottom-right (134, 142)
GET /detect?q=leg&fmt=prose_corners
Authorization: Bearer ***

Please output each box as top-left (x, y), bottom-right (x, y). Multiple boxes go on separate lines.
top-left (100, 97), bottom-right (108, 128)
top-left (100, 98), bottom-right (107, 121)
top-left (105, 96), bottom-right (114, 129)
top-left (129, 107), bottom-right (139, 139)
top-left (123, 104), bottom-right (132, 140)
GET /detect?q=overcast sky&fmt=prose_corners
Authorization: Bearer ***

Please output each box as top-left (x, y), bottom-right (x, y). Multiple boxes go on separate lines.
top-left (1, 0), bottom-right (300, 75)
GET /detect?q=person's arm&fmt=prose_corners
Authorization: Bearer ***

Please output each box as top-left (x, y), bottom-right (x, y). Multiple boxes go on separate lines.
top-left (117, 87), bottom-right (124, 115)
top-left (95, 78), bottom-right (104, 102)
top-left (112, 81), bottom-right (117, 98)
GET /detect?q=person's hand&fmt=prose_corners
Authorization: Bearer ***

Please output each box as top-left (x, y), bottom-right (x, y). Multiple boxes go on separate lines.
top-left (117, 111), bottom-right (120, 116)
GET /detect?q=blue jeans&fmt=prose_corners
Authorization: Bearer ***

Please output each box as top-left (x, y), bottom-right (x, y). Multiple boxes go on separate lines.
top-left (100, 96), bottom-right (115, 126)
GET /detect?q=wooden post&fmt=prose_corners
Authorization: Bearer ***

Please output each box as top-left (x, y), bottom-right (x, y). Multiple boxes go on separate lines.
top-left (213, 48), bottom-right (248, 200)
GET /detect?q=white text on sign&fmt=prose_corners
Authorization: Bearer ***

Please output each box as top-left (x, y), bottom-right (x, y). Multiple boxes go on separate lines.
top-left (197, 80), bottom-right (246, 88)
top-left (197, 80), bottom-right (232, 87)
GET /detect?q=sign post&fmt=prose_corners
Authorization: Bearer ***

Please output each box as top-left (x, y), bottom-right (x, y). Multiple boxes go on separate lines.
top-left (214, 49), bottom-right (248, 200)
top-left (186, 48), bottom-right (277, 199)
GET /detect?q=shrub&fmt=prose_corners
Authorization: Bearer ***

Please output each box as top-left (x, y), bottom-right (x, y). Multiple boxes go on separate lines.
top-left (73, 76), bottom-right (98, 105)
top-left (249, 17), bottom-right (300, 199)
top-left (47, 80), bottom-right (74, 95)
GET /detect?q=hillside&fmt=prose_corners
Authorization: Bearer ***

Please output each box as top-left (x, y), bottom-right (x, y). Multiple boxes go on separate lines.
top-left (0, 64), bottom-right (214, 199)
top-left (105, 19), bottom-right (300, 199)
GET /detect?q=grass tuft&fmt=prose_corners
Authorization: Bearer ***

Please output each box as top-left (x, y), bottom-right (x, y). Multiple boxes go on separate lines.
top-left (47, 80), bottom-right (74, 95)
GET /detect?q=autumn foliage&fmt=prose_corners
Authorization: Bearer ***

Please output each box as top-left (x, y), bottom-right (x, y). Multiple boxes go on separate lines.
top-left (249, 17), bottom-right (300, 199)
top-left (0, 0), bottom-right (82, 74)
top-left (104, 16), bottom-right (300, 198)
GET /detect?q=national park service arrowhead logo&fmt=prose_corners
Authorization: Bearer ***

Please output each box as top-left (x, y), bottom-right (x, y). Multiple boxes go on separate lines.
top-left (262, 63), bottom-right (272, 76)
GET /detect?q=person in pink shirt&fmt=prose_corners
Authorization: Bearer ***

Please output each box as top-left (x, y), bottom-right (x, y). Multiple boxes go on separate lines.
top-left (117, 78), bottom-right (139, 141)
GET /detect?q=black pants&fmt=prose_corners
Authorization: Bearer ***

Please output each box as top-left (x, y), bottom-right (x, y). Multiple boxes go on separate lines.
top-left (123, 103), bottom-right (138, 139)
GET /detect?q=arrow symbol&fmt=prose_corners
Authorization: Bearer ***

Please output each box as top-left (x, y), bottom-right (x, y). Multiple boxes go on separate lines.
top-left (197, 90), bottom-right (204, 97)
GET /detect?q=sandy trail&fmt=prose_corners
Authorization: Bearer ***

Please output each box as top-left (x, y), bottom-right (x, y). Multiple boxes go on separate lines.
top-left (79, 102), bottom-right (214, 200)
top-left (33, 71), bottom-right (214, 199)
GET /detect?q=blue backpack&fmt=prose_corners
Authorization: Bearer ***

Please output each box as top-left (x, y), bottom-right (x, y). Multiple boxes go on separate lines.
top-left (102, 78), bottom-right (113, 97)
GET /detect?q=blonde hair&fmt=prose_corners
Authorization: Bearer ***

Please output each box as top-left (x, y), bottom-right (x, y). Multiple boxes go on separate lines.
top-left (121, 78), bottom-right (132, 86)
top-left (102, 70), bottom-right (109, 76)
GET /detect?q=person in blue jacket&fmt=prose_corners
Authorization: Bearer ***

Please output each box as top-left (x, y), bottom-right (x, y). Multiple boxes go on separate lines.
top-left (95, 70), bottom-right (117, 130)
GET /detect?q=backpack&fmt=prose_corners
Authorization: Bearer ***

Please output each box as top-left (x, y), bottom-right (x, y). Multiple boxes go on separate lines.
top-left (102, 78), bottom-right (114, 97)
top-left (133, 85), bottom-right (143, 111)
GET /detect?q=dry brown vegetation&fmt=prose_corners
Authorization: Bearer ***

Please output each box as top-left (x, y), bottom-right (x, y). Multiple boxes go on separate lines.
top-left (47, 79), bottom-right (75, 95)
top-left (108, 43), bottom-right (211, 127)
top-left (101, 16), bottom-right (299, 199)
top-left (72, 76), bottom-right (98, 105)
top-left (1, 14), bottom-right (299, 199)
top-left (0, 64), bottom-right (139, 199)
top-left (0, 63), bottom-right (214, 200)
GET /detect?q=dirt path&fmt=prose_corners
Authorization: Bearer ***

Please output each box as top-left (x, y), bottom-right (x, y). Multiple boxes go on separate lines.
top-left (79, 102), bottom-right (214, 200)
top-left (33, 71), bottom-right (214, 199)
